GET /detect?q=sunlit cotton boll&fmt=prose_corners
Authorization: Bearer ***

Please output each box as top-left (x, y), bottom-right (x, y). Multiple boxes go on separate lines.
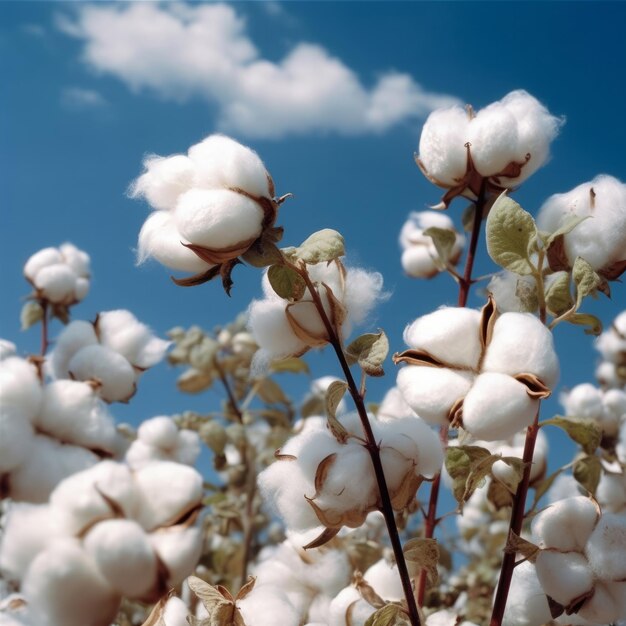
top-left (595, 310), bottom-right (626, 365)
top-left (399, 211), bottom-right (464, 279)
top-left (148, 525), bottom-right (203, 587)
top-left (534, 550), bottom-right (594, 607)
top-left (237, 585), bottom-right (300, 626)
top-left (501, 560), bottom-right (553, 626)
top-left (328, 586), bottom-right (374, 626)
top-left (537, 175), bottom-right (626, 274)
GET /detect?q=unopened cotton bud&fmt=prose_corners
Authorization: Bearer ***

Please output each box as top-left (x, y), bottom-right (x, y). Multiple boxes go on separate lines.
top-left (21, 539), bottom-right (120, 626)
top-left (537, 175), bottom-right (626, 273)
top-left (535, 550), bottom-right (594, 606)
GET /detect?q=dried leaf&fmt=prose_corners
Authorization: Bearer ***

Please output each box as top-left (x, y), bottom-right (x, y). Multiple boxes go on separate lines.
top-left (504, 531), bottom-right (540, 563)
top-left (345, 331), bottom-right (389, 377)
top-left (403, 537), bottom-right (440, 585)
top-left (295, 229), bottom-right (345, 264)
top-left (572, 256), bottom-right (602, 309)
top-left (325, 380), bottom-right (350, 444)
top-left (267, 264), bottom-right (306, 300)
top-left (541, 416), bottom-right (601, 455)
top-left (573, 455), bottom-right (602, 494)
top-left (20, 301), bottom-right (44, 330)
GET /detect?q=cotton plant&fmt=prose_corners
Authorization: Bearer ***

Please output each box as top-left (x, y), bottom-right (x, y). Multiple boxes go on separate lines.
top-left (595, 310), bottom-right (626, 389)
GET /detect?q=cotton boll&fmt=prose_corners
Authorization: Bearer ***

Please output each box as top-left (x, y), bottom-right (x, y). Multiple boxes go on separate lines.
top-left (377, 387), bottom-right (417, 421)
top-left (21, 538), bottom-right (120, 626)
top-left (188, 134), bottom-right (271, 199)
top-left (483, 313), bottom-right (559, 388)
top-left (33, 264), bottom-right (77, 304)
top-left (248, 298), bottom-right (308, 359)
top-left (531, 496), bottom-right (599, 552)
top-left (175, 188), bottom-right (264, 250)
top-left (23, 247), bottom-right (63, 282)
top-left (595, 473), bottom-right (626, 513)
top-left (578, 580), bottom-right (626, 624)
top-left (307, 595), bottom-right (332, 624)
top-left (401, 247), bottom-right (440, 278)
top-left (137, 210), bottom-right (213, 273)
top-left (288, 300), bottom-right (329, 343)
top-left (462, 373), bottom-right (538, 440)
top-left (48, 321), bottom-right (98, 379)
top-left (399, 211), bottom-right (457, 249)
top-left (36, 380), bottom-right (122, 454)
top-left (585, 513), bottom-right (626, 580)
top-left (149, 526), bottom-right (203, 587)
top-left (501, 560), bottom-right (553, 626)
top-left (0, 408), bottom-right (35, 473)
top-left (328, 586), bottom-right (374, 626)
top-left (0, 357), bottom-right (43, 421)
top-left (309, 376), bottom-right (347, 415)
top-left (418, 106), bottom-right (470, 186)
top-left (534, 550), bottom-right (594, 606)
top-left (397, 365), bottom-right (474, 425)
top-left (176, 429), bottom-right (201, 466)
top-left (59, 243), bottom-right (90, 278)
top-left (560, 383), bottom-right (603, 421)
top-left (133, 461), bottom-right (203, 530)
top-left (9, 435), bottom-right (99, 503)
top-left (50, 461), bottom-right (136, 534)
top-left (342, 268), bottom-right (384, 327)
top-left (596, 361), bottom-right (622, 389)
top-left (364, 559), bottom-right (403, 601)
top-left (161, 597), bottom-right (190, 626)
top-left (602, 389), bottom-right (626, 434)
top-left (131, 154), bottom-right (197, 212)
top-left (595, 319), bottom-right (626, 364)
top-left (137, 415), bottom-right (179, 448)
top-left (237, 585), bottom-right (300, 626)
top-left (68, 345), bottom-right (137, 403)
top-left (402, 307), bottom-right (482, 369)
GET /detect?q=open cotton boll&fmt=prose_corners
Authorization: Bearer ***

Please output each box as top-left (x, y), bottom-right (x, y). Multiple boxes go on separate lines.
top-left (403, 307), bottom-right (482, 369)
top-left (149, 526), bottom-right (203, 587)
top-left (377, 387), bottom-right (417, 421)
top-left (48, 321), bottom-right (98, 379)
top-left (175, 188), bottom-right (264, 250)
top-left (188, 134), bottom-right (271, 199)
top-left (9, 435), bottom-right (99, 503)
top-left (578, 580), bottom-right (626, 624)
top-left (59, 243), bottom-right (90, 278)
top-left (83, 519), bottom-right (157, 599)
top-left (604, 388), bottom-right (626, 423)
top-left (163, 597), bottom-right (190, 626)
top-left (561, 383), bottom-right (603, 420)
top-left (595, 361), bottom-right (622, 389)
top-left (68, 345), bottom-right (137, 403)
top-left (418, 106), bottom-right (470, 186)
top-left (364, 559), bottom-right (403, 601)
top-left (502, 560), bottom-right (553, 626)
top-left (131, 154), bottom-right (197, 212)
top-left (535, 550), bottom-right (594, 606)
top-left (21, 538), bottom-right (120, 626)
top-left (96, 310), bottom-right (170, 370)
top-left (329, 586), bottom-right (374, 626)
top-left (237, 584), bottom-right (300, 626)
top-left (0, 503), bottom-right (68, 582)
top-left (399, 211), bottom-right (458, 249)
top-left (531, 496), bottom-right (599, 552)
top-left (23, 247), bottom-right (63, 281)
top-left (487, 272), bottom-right (537, 314)
top-left (33, 264), bottom-right (77, 304)
top-left (595, 313), bottom-right (626, 364)
top-left (537, 175), bottom-right (626, 271)
top-left (483, 313), bottom-right (559, 388)
top-left (137, 210), bottom-right (213, 273)
top-left (595, 472), bottom-right (626, 513)
top-left (397, 365), bottom-right (474, 425)
top-left (50, 461), bottom-right (136, 534)
top-left (0, 408), bottom-right (35, 473)
top-left (0, 357), bottom-right (43, 421)
top-left (175, 429), bottom-right (201, 466)
top-left (585, 513), bottom-right (626, 580)
top-left (133, 461), bottom-right (203, 530)
top-left (401, 247), bottom-right (440, 279)
top-left (36, 380), bottom-right (122, 454)
top-left (342, 268), bottom-right (385, 327)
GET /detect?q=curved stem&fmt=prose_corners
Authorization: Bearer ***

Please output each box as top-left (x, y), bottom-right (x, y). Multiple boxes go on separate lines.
top-left (297, 265), bottom-right (422, 626)
top-left (489, 410), bottom-right (541, 626)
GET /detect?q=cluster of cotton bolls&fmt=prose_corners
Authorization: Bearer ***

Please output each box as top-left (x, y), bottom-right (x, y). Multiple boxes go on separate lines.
top-left (595, 310), bottom-right (626, 389)
top-left (248, 261), bottom-right (384, 369)
top-left (0, 353), bottom-right (126, 503)
top-left (537, 175), bottom-right (626, 278)
top-left (23, 243), bottom-right (90, 305)
top-left (0, 460), bottom-right (205, 626)
top-left (417, 90), bottom-right (562, 205)
top-left (398, 211), bottom-right (465, 278)
top-left (133, 134), bottom-right (280, 274)
top-left (47, 309), bottom-right (170, 403)
top-left (259, 413), bottom-right (443, 533)
top-left (394, 300), bottom-right (559, 440)
top-left (505, 496), bottom-right (626, 625)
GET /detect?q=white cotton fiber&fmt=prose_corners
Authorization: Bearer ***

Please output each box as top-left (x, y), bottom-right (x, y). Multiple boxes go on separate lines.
top-left (68, 345), bottom-right (137, 403)
top-left (577, 580), bottom-right (626, 624)
top-left (24, 247), bottom-right (63, 281)
top-left (137, 416), bottom-right (181, 449)
top-left (137, 210), bottom-right (213, 273)
top-left (502, 560), bottom-right (553, 626)
top-left (149, 526), bottom-right (203, 587)
top-left (33, 264), bottom-right (77, 304)
top-left (0, 408), bottom-right (35, 473)
top-left (535, 550), bottom-right (594, 606)
top-left (0, 357), bottom-right (43, 421)
top-left (329, 586), bottom-right (374, 626)
top-left (163, 597), bottom-right (190, 626)
top-left (488, 272), bottom-right (536, 314)
top-left (585, 513), bottom-right (626, 580)
top-left (237, 584), bottom-right (300, 626)
top-left (131, 154), bottom-right (197, 212)
top-left (342, 267), bottom-right (384, 326)
top-left (402, 307), bottom-right (482, 369)
top-left (397, 365), bottom-right (473, 425)
top-left (377, 387), bottom-right (417, 421)
top-left (364, 559), bottom-right (403, 601)
top-left (96, 310), bottom-right (170, 369)
top-left (175, 188), bottom-right (264, 249)
top-left (84, 519), bottom-right (157, 599)
top-left (59, 243), bottom-right (90, 277)
top-left (188, 134), bottom-right (271, 199)
top-left (176, 429), bottom-right (201, 465)
top-left (48, 320), bottom-right (98, 379)
top-left (595, 473), bottom-right (626, 513)
top-left (0, 338), bottom-right (16, 360)
top-left (9, 435), bottom-right (99, 503)
top-left (402, 247), bottom-right (440, 279)
top-left (21, 539), bottom-right (120, 626)
top-left (483, 313), bottom-right (559, 388)
top-left (561, 383), bottom-right (603, 420)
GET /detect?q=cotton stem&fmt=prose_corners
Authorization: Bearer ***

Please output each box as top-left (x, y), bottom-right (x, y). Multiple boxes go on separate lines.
top-left (214, 357), bottom-right (244, 423)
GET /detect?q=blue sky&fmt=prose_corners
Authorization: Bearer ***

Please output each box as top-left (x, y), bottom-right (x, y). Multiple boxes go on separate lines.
top-left (1, 1), bottom-right (626, 477)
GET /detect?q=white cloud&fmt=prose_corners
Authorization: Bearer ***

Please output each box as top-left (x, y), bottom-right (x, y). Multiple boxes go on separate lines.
top-left (61, 87), bottom-right (108, 110)
top-left (57, 3), bottom-right (460, 138)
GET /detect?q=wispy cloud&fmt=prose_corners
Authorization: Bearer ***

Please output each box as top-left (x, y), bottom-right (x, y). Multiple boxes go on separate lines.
top-left (61, 86), bottom-right (108, 110)
top-left (57, 3), bottom-right (459, 139)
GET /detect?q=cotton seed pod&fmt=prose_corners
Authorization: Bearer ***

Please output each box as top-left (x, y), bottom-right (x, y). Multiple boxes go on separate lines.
top-left (585, 513), bottom-right (626, 580)
top-left (537, 175), bottom-right (626, 275)
top-left (83, 519), bottom-right (158, 599)
top-left (531, 496), bottom-right (599, 552)
top-left (132, 461), bottom-right (203, 530)
top-left (534, 550), bottom-right (594, 607)
top-left (149, 526), bottom-right (203, 587)
top-left (20, 538), bottom-right (120, 626)
top-left (8, 435), bottom-right (99, 503)
top-left (68, 345), bottom-right (137, 403)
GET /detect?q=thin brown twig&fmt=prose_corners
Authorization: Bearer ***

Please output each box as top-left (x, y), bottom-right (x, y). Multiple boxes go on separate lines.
top-left (214, 357), bottom-right (244, 423)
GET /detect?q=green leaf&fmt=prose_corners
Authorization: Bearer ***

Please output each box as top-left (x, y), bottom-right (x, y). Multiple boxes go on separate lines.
top-left (423, 227), bottom-right (457, 264)
top-left (573, 455), bottom-right (602, 494)
top-left (485, 193), bottom-right (537, 275)
top-left (541, 416), bottom-right (602, 455)
top-left (568, 312), bottom-right (603, 336)
top-left (345, 331), bottom-right (389, 377)
top-left (267, 264), bottom-right (306, 300)
top-left (325, 380), bottom-right (349, 444)
top-left (572, 257), bottom-right (602, 309)
top-left (545, 215), bottom-right (589, 245)
top-left (364, 604), bottom-right (409, 626)
top-left (20, 301), bottom-right (44, 330)
top-left (296, 229), bottom-right (345, 264)
top-left (545, 271), bottom-right (573, 316)
top-left (444, 445), bottom-right (492, 505)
